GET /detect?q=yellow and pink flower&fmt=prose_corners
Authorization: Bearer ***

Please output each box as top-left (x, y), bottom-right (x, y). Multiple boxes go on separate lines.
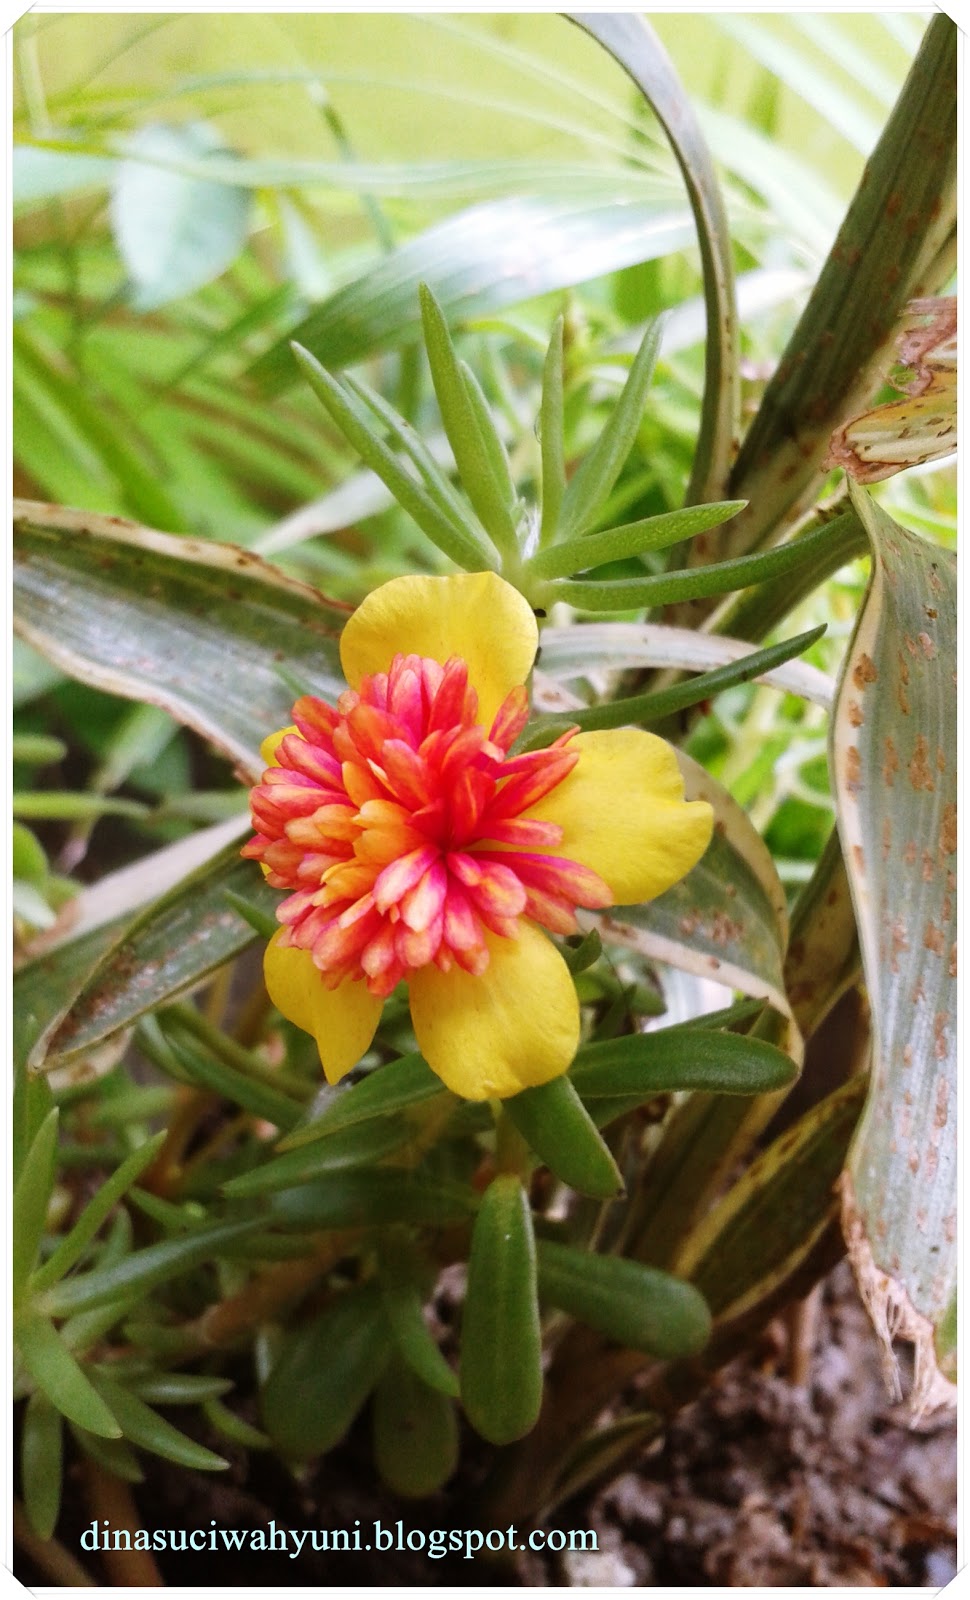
top-left (244, 572), bottom-right (713, 1101)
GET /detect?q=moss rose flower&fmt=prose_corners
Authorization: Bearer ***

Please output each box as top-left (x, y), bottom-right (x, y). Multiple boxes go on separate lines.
top-left (244, 572), bottom-right (713, 1099)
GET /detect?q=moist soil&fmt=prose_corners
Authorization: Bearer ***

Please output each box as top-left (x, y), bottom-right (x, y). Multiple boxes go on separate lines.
top-left (18, 1263), bottom-right (955, 1588)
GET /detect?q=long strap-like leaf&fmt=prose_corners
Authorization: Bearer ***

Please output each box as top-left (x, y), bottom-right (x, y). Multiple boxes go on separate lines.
top-left (566, 13), bottom-right (738, 506)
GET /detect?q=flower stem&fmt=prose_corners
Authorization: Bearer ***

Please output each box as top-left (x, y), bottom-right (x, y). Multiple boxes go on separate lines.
top-left (492, 1104), bottom-right (532, 1180)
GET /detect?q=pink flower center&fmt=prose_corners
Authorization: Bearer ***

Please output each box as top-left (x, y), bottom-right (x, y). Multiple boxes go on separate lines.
top-left (244, 653), bottom-right (612, 997)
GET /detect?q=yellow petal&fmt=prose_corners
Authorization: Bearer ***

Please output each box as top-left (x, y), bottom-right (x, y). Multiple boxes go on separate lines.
top-left (260, 724), bottom-right (298, 766)
top-left (407, 923), bottom-right (579, 1101)
top-left (264, 931), bottom-right (382, 1085)
top-left (529, 728), bottom-right (714, 906)
top-left (340, 572), bottom-right (538, 727)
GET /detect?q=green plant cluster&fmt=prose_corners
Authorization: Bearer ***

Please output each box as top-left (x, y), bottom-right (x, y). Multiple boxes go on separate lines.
top-left (12, 9), bottom-right (956, 1564)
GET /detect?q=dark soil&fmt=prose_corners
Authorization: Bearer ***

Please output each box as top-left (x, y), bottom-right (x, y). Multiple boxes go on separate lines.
top-left (16, 1264), bottom-right (955, 1588)
top-left (526, 1263), bottom-right (957, 1588)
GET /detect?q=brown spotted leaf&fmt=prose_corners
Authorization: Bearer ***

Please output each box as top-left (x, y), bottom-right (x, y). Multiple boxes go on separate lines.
top-left (12, 500), bottom-right (348, 780)
top-left (825, 297), bottom-right (957, 483)
top-left (25, 843), bottom-right (281, 1072)
top-left (831, 480), bottom-right (956, 1414)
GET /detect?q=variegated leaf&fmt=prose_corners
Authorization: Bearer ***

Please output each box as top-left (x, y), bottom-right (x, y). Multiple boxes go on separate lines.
top-left (12, 501), bottom-right (347, 779)
top-left (825, 296), bottom-right (957, 483)
top-left (831, 480), bottom-right (956, 1415)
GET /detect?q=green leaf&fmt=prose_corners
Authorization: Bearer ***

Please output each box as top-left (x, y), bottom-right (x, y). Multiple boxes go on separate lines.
top-left (222, 887), bottom-right (280, 940)
top-left (571, 1029), bottom-right (797, 1099)
top-left (39, 1217), bottom-right (262, 1317)
top-left (291, 346), bottom-right (498, 571)
top-left (12, 821), bottom-right (49, 885)
top-left (529, 500), bottom-right (745, 582)
top-left (419, 283), bottom-right (519, 561)
top-left (541, 512), bottom-right (855, 611)
top-left (250, 195), bottom-right (695, 393)
top-left (89, 1372), bottom-right (229, 1471)
top-left (461, 1175), bottom-right (542, 1444)
top-left (262, 1284), bottom-right (391, 1458)
top-left (461, 359), bottom-right (520, 527)
top-left (269, 1169), bottom-right (476, 1231)
top-left (21, 1391), bottom-right (63, 1540)
top-left (832, 486), bottom-right (957, 1412)
top-left (13, 500), bottom-right (347, 778)
top-left (110, 123), bottom-right (251, 310)
top-left (379, 1255), bottom-right (460, 1399)
top-left (11, 733), bottom-right (68, 766)
top-left (537, 615), bottom-right (834, 710)
top-left (558, 321), bottom-right (662, 542)
top-left (13, 1050), bottom-right (55, 1184)
top-left (69, 1425), bottom-right (144, 1484)
top-left (537, 1241), bottom-right (711, 1358)
top-left (277, 1054), bottom-right (446, 1149)
top-left (57, 1212), bottom-right (135, 1356)
top-left (202, 1398), bottom-right (272, 1452)
top-left (29, 845), bottom-right (281, 1072)
top-left (130, 1374), bottom-right (234, 1405)
top-left (155, 1024), bottom-right (301, 1133)
top-left (539, 315), bottom-right (566, 545)
top-left (13, 792), bottom-right (149, 822)
top-left (505, 1077), bottom-right (623, 1200)
top-left (373, 1356), bottom-right (458, 1498)
top-left (16, 1315), bottom-right (121, 1439)
top-left (222, 1117), bottom-right (413, 1197)
top-left (31, 1132), bottom-right (166, 1294)
top-left (344, 372), bottom-right (483, 544)
top-left (13, 1108), bottom-right (59, 1301)
top-left (15, 326), bottom-right (190, 531)
top-left (567, 13), bottom-right (738, 503)
top-left (527, 626), bottom-right (824, 741)
top-left (559, 928), bottom-right (602, 974)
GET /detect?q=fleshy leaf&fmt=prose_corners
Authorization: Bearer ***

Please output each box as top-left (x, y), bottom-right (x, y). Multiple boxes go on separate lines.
top-left (276, 1054), bottom-right (446, 1150)
top-left (261, 1285), bottom-right (391, 1458)
top-left (460, 1175), bottom-right (542, 1444)
top-left (536, 1242), bottom-right (711, 1358)
top-left (16, 1316), bottom-right (121, 1440)
top-left (372, 1357), bottom-right (458, 1498)
top-left (88, 1372), bottom-right (229, 1471)
top-left (504, 1077), bottom-right (623, 1200)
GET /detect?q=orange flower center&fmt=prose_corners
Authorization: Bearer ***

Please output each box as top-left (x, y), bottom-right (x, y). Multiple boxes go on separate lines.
top-left (245, 653), bottom-right (612, 997)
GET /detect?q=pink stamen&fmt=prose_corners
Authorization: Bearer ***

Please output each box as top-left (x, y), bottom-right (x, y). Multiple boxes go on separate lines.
top-left (245, 653), bottom-right (611, 995)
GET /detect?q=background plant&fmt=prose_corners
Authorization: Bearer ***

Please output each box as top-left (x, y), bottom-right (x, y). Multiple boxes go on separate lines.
top-left (12, 10), bottom-right (956, 1571)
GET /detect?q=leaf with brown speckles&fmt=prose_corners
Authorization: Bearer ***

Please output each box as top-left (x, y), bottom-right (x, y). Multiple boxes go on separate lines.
top-left (12, 501), bottom-right (347, 780)
top-left (25, 843), bottom-right (282, 1072)
top-left (831, 481), bottom-right (956, 1415)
